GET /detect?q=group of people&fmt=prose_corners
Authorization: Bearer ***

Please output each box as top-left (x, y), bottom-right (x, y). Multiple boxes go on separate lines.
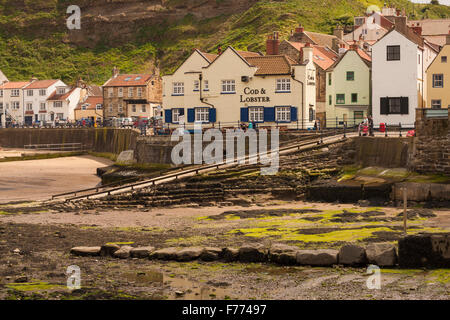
top-left (359, 116), bottom-right (375, 136)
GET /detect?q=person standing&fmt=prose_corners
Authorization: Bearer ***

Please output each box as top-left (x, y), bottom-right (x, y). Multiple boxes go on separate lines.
top-left (368, 116), bottom-right (374, 137)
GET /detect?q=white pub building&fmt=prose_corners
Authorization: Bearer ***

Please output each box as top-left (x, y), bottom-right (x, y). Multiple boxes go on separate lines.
top-left (162, 45), bottom-right (317, 129)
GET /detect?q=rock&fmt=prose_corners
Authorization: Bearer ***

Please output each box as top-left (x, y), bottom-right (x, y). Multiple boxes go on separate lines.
top-left (149, 247), bottom-right (180, 260)
top-left (70, 246), bottom-right (101, 257)
top-left (130, 246), bottom-right (155, 259)
top-left (269, 244), bottom-right (299, 265)
top-left (176, 247), bottom-right (205, 262)
top-left (15, 276), bottom-right (28, 283)
top-left (296, 249), bottom-right (339, 266)
top-left (239, 244), bottom-right (267, 262)
top-left (175, 291), bottom-right (184, 296)
top-left (338, 245), bottom-right (367, 266)
top-left (398, 234), bottom-right (450, 268)
top-left (116, 150), bottom-right (136, 165)
top-left (113, 246), bottom-right (133, 259)
top-left (13, 248), bottom-right (21, 255)
top-left (100, 244), bottom-right (120, 257)
top-left (366, 243), bottom-right (397, 267)
top-left (200, 247), bottom-right (222, 261)
top-left (221, 248), bottom-right (239, 262)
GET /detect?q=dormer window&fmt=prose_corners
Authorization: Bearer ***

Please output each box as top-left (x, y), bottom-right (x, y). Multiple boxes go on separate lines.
top-left (57, 87), bottom-right (66, 95)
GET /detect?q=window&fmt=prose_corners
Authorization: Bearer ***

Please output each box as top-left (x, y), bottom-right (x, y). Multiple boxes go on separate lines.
top-left (12, 102), bottom-right (20, 109)
top-left (309, 108), bottom-right (315, 122)
top-left (276, 79), bottom-right (291, 92)
top-left (137, 87), bottom-right (143, 97)
top-left (27, 90), bottom-right (33, 96)
top-left (387, 45), bottom-right (400, 61)
top-left (40, 103), bottom-right (46, 110)
top-left (329, 95), bottom-right (332, 105)
top-left (221, 80), bottom-right (235, 94)
top-left (351, 93), bottom-right (358, 103)
top-left (142, 105), bottom-right (146, 113)
top-left (195, 107), bottom-right (209, 122)
top-left (132, 105), bottom-right (137, 113)
top-left (275, 106), bottom-right (291, 122)
top-left (388, 98), bottom-right (401, 114)
top-left (380, 97), bottom-right (409, 115)
top-left (118, 104), bottom-right (123, 113)
top-left (441, 56), bottom-right (447, 63)
top-left (118, 87), bottom-right (123, 97)
top-left (249, 107), bottom-right (264, 122)
top-left (172, 108), bottom-right (184, 123)
top-left (109, 106), bottom-right (113, 113)
top-left (204, 80), bottom-right (209, 91)
top-left (0, 103), bottom-right (3, 110)
top-left (57, 113), bottom-right (64, 120)
top-left (433, 74), bottom-right (443, 88)
top-left (54, 101), bottom-right (62, 108)
top-left (26, 103), bottom-right (33, 111)
top-left (11, 89), bottom-right (20, 97)
top-left (328, 73), bottom-right (332, 86)
top-left (354, 111), bottom-right (364, 121)
top-left (336, 94), bottom-right (345, 104)
top-left (39, 114), bottom-right (46, 121)
top-left (96, 104), bottom-right (102, 110)
top-left (39, 89), bottom-right (46, 96)
top-left (81, 105), bottom-right (87, 110)
top-left (128, 87), bottom-right (133, 97)
top-left (431, 100), bottom-right (442, 109)
top-left (194, 80), bottom-right (200, 91)
top-left (173, 82), bottom-right (184, 95)
top-left (346, 72), bottom-right (355, 81)
top-left (57, 87), bottom-right (66, 95)
top-left (108, 88), bottom-right (113, 98)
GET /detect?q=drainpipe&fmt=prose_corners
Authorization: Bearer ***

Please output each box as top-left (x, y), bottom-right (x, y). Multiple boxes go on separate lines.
top-left (291, 71), bottom-right (305, 130)
top-left (199, 73), bottom-right (215, 126)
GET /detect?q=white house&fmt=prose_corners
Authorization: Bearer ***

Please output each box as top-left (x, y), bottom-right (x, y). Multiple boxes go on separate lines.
top-left (163, 46), bottom-right (317, 128)
top-left (46, 86), bottom-right (82, 122)
top-left (22, 79), bottom-right (66, 125)
top-left (0, 81), bottom-right (31, 126)
top-left (372, 18), bottom-right (438, 127)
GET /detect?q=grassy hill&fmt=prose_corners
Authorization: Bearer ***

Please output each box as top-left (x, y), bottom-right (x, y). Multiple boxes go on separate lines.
top-left (0, 0), bottom-right (448, 85)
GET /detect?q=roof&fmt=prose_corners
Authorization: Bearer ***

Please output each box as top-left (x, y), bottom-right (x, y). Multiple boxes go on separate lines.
top-left (244, 55), bottom-right (297, 75)
top-left (408, 19), bottom-right (450, 36)
top-left (327, 49), bottom-right (372, 72)
top-left (198, 51), bottom-right (219, 63)
top-left (0, 81), bottom-right (30, 89)
top-left (87, 85), bottom-right (102, 96)
top-left (75, 96), bottom-right (103, 111)
top-left (24, 79), bottom-right (59, 89)
top-left (377, 24), bottom-right (424, 48)
top-left (284, 41), bottom-right (338, 70)
top-left (47, 87), bottom-right (77, 101)
top-left (236, 50), bottom-right (263, 58)
top-left (304, 31), bottom-right (347, 48)
top-left (104, 74), bottom-right (153, 87)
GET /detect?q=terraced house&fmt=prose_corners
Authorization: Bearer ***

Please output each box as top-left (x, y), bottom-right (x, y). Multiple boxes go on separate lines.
top-left (0, 81), bottom-right (31, 126)
top-left (163, 45), bottom-right (316, 128)
top-left (102, 68), bottom-right (162, 119)
top-left (427, 33), bottom-right (450, 110)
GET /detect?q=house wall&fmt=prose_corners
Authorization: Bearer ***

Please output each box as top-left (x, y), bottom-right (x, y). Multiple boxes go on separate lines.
top-left (1, 87), bottom-right (27, 124)
top-left (23, 80), bottom-right (65, 124)
top-left (372, 30), bottom-right (420, 127)
top-left (326, 51), bottom-right (371, 127)
top-left (427, 45), bottom-right (450, 109)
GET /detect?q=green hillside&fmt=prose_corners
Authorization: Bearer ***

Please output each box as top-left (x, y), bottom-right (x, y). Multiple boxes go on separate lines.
top-left (0, 0), bottom-right (448, 85)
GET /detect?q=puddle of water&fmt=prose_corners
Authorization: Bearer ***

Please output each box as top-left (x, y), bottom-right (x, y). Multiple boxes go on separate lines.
top-left (123, 269), bottom-right (231, 300)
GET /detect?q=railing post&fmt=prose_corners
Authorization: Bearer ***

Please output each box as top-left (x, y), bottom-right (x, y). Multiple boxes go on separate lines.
top-left (399, 122), bottom-right (402, 137)
top-left (385, 123), bottom-right (388, 138)
top-left (343, 122), bottom-right (346, 139)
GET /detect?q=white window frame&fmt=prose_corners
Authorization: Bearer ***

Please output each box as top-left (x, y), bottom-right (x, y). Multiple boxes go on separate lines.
top-left (141, 105), bottom-right (146, 113)
top-left (433, 74), bottom-right (443, 88)
top-left (108, 88), bottom-right (113, 98)
top-left (172, 108), bottom-right (182, 123)
top-left (431, 99), bottom-right (442, 109)
top-left (118, 87), bottom-right (123, 97)
top-left (276, 79), bottom-right (291, 92)
top-left (249, 107), bottom-right (264, 122)
top-left (11, 89), bottom-right (20, 97)
top-left (26, 103), bottom-right (33, 111)
top-left (195, 107), bottom-right (209, 123)
top-left (203, 80), bottom-right (209, 91)
top-left (39, 89), bottom-right (46, 96)
top-left (39, 114), bottom-right (46, 121)
top-left (118, 104), bottom-right (123, 113)
top-left (12, 101), bottom-right (20, 110)
top-left (54, 101), bottom-right (62, 108)
top-left (96, 104), bottom-right (102, 110)
top-left (57, 88), bottom-right (66, 95)
top-left (128, 87), bottom-right (134, 97)
top-left (275, 106), bottom-right (291, 122)
top-left (194, 80), bottom-right (200, 91)
top-left (137, 87), bottom-right (143, 97)
top-left (56, 113), bottom-right (64, 120)
top-left (221, 80), bottom-right (236, 94)
top-left (173, 82), bottom-right (184, 96)
top-left (132, 105), bottom-right (137, 113)
top-left (27, 90), bottom-right (33, 96)
top-left (40, 102), bottom-right (46, 111)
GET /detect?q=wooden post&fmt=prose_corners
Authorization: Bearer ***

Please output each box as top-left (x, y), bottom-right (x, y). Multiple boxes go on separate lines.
top-left (403, 187), bottom-right (408, 235)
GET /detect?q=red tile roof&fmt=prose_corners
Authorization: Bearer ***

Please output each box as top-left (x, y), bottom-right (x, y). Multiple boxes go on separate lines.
top-left (75, 96), bottom-right (103, 110)
top-left (104, 74), bottom-right (153, 87)
top-left (245, 55), bottom-right (297, 75)
top-left (237, 50), bottom-right (263, 58)
top-left (285, 41), bottom-right (338, 70)
top-left (0, 81), bottom-right (31, 89)
top-left (47, 87), bottom-right (77, 101)
top-left (199, 51), bottom-right (219, 63)
top-left (25, 80), bottom-right (59, 89)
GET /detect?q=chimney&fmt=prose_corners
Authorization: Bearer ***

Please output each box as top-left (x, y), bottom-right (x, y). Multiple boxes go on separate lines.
top-left (338, 43), bottom-right (348, 55)
top-left (295, 24), bottom-right (304, 34)
top-left (112, 66), bottom-right (119, 78)
top-left (394, 16), bottom-right (407, 33)
top-left (266, 32), bottom-right (280, 55)
top-left (333, 25), bottom-right (344, 40)
top-left (350, 43), bottom-right (359, 51)
top-left (412, 26), bottom-right (422, 36)
top-left (302, 42), bottom-right (313, 64)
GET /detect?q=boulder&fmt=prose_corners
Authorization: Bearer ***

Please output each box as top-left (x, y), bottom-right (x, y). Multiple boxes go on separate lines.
top-left (116, 150), bottom-right (136, 165)
top-left (130, 246), bottom-right (155, 259)
top-left (221, 248), bottom-right (239, 262)
top-left (100, 244), bottom-right (120, 257)
top-left (296, 249), bottom-right (339, 266)
top-left (113, 246), bottom-right (133, 259)
top-left (269, 244), bottom-right (299, 265)
top-left (176, 247), bottom-right (205, 262)
top-left (398, 234), bottom-right (450, 268)
top-left (150, 247), bottom-right (180, 260)
top-left (70, 246), bottom-right (101, 257)
top-left (239, 244), bottom-right (267, 262)
top-left (338, 245), bottom-right (367, 266)
top-left (199, 247), bottom-right (222, 261)
top-left (366, 243), bottom-right (397, 267)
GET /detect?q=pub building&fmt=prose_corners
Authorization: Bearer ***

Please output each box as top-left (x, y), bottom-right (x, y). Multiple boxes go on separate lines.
top-left (162, 40), bottom-right (317, 129)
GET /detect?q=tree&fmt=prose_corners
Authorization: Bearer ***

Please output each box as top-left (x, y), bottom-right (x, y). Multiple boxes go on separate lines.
top-left (430, 0), bottom-right (440, 5)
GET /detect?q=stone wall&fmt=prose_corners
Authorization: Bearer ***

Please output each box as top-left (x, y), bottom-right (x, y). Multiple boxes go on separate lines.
top-left (410, 108), bottom-right (450, 175)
